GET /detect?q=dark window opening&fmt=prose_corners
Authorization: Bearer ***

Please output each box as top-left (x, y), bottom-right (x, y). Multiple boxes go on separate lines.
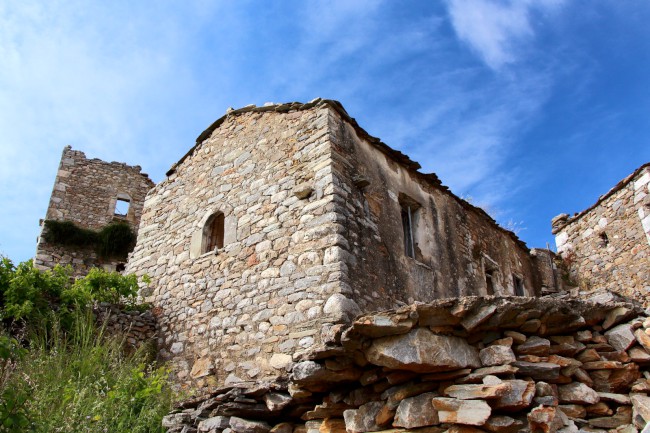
top-left (116, 263), bottom-right (126, 272)
top-left (203, 212), bottom-right (225, 253)
top-left (599, 232), bottom-right (609, 247)
top-left (401, 206), bottom-right (415, 258)
top-left (399, 194), bottom-right (421, 259)
top-left (485, 270), bottom-right (495, 295)
top-left (513, 275), bottom-right (525, 296)
top-left (115, 198), bottom-right (130, 217)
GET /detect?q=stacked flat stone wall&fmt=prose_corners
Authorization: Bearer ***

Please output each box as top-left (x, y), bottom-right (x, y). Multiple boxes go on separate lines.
top-left (94, 303), bottom-right (157, 350)
top-left (554, 164), bottom-right (650, 305)
top-left (162, 295), bottom-right (650, 433)
top-left (35, 146), bottom-right (154, 275)
top-left (127, 102), bottom-right (353, 393)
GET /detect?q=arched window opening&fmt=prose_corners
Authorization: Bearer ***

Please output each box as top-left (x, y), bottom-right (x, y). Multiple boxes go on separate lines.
top-left (203, 212), bottom-right (225, 253)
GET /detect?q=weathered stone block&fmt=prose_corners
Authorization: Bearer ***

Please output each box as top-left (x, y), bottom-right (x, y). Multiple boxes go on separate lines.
top-left (365, 328), bottom-right (480, 373)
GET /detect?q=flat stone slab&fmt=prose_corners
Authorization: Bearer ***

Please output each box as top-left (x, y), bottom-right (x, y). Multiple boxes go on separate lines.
top-left (443, 383), bottom-right (509, 400)
top-left (431, 398), bottom-right (491, 426)
top-left (365, 328), bottom-right (480, 373)
top-left (393, 392), bottom-right (439, 429)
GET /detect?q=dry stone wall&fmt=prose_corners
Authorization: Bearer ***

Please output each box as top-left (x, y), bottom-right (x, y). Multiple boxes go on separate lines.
top-left (162, 295), bottom-right (650, 433)
top-left (35, 146), bottom-right (154, 275)
top-left (94, 303), bottom-right (157, 350)
top-left (553, 164), bottom-right (650, 305)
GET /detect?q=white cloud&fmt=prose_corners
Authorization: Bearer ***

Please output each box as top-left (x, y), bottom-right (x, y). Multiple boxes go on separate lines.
top-left (446, 0), bottom-right (564, 70)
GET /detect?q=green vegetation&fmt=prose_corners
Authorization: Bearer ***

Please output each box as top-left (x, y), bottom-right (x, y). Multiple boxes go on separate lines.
top-left (42, 220), bottom-right (136, 261)
top-left (0, 258), bottom-right (172, 432)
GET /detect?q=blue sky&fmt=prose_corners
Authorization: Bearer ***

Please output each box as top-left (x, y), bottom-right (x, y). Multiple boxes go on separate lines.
top-left (1, 1), bottom-right (649, 263)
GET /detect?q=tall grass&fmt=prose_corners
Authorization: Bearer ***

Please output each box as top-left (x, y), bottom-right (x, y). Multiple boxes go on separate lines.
top-left (1, 311), bottom-right (173, 433)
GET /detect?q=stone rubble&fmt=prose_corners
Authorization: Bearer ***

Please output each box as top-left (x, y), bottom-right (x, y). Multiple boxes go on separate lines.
top-left (161, 295), bottom-right (650, 433)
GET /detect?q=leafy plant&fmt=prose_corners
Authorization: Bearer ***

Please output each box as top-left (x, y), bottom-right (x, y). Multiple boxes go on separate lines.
top-left (41, 220), bottom-right (135, 260)
top-left (0, 259), bottom-right (172, 432)
top-left (0, 335), bottom-right (29, 432)
top-left (1, 315), bottom-right (172, 433)
top-left (41, 220), bottom-right (98, 248)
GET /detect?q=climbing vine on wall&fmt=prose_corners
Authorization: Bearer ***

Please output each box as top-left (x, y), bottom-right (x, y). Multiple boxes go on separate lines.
top-left (42, 220), bottom-right (136, 260)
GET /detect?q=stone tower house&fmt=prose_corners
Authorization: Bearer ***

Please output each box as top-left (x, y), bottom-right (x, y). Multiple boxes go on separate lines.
top-left (126, 99), bottom-right (560, 391)
top-left (35, 146), bottom-right (154, 275)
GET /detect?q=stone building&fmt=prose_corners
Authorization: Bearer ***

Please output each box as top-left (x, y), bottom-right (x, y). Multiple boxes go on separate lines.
top-left (35, 146), bottom-right (154, 275)
top-left (126, 99), bottom-right (561, 391)
top-left (552, 162), bottom-right (650, 304)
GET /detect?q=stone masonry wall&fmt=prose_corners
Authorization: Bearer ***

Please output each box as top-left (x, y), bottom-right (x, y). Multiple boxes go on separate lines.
top-left (163, 295), bottom-right (650, 433)
top-left (127, 102), bottom-right (354, 393)
top-left (35, 146), bottom-right (154, 275)
top-left (553, 164), bottom-right (650, 305)
top-left (326, 106), bottom-right (546, 312)
top-left (94, 303), bottom-right (157, 350)
top-left (128, 99), bottom-right (564, 393)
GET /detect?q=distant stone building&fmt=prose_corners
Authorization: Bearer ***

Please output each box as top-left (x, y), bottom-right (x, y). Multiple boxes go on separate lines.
top-left (35, 146), bottom-right (154, 275)
top-left (552, 163), bottom-right (650, 303)
top-left (126, 99), bottom-right (561, 391)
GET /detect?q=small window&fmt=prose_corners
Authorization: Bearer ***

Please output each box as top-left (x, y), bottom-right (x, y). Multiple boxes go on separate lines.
top-left (599, 232), bottom-right (609, 247)
top-left (203, 212), bottom-right (225, 253)
top-left (116, 263), bottom-right (126, 272)
top-left (485, 270), bottom-right (495, 295)
top-left (114, 198), bottom-right (130, 217)
top-left (402, 206), bottom-right (415, 258)
top-left (399, 194), bottom-right (421, 259)
top-left (513, 275), bottom-right (525, 296)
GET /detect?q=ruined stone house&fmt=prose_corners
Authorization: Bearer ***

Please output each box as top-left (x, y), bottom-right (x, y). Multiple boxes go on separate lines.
top-left (552, 163), bottom-right (650, 304)
top-left (124, 99), bottom-right (561, 391)
top-left (35, 146), bottom-right (154, 275)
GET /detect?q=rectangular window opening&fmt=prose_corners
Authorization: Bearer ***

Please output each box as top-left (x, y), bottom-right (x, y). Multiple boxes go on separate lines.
top-left (402, 206), bottom-right (415, 258)
top-left (114, 198), bottom-right (130, 217)
top-left (399, 193), bottom-right (421, 259)
top-left (485, 270), bottom-right (495, 295)
top-left (513, 275), bottom-right (525, 296)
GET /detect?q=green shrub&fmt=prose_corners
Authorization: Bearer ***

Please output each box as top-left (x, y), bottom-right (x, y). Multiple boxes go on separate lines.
top-left (70, 267), bottom-right (138, 306)
top-left (41, 220), bottom-right (135, 260)
top-left (41, 220), bottom-right (98, 248)
top-left (0, 258), bottom-right (144, 331)
top-left (96, 223), bottom-right (136, 260)
top-left (0, 260), bottom-right (171, 432)
top-left (1, 314), bottom-right (172, 433)
top-left (0, 260), bottom-right (72, 327)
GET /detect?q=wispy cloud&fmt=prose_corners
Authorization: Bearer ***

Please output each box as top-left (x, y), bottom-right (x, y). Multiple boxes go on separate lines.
top-left (446, 0), bottom-right (564, 70)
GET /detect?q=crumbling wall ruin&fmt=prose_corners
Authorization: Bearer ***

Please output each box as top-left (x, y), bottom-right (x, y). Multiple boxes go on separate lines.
top-left (162, 295), bottom-right (650, 433)
top-left (553, 163), bottom-right (650, 305)
top-left (35, 146), bottom-right (154, 275)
